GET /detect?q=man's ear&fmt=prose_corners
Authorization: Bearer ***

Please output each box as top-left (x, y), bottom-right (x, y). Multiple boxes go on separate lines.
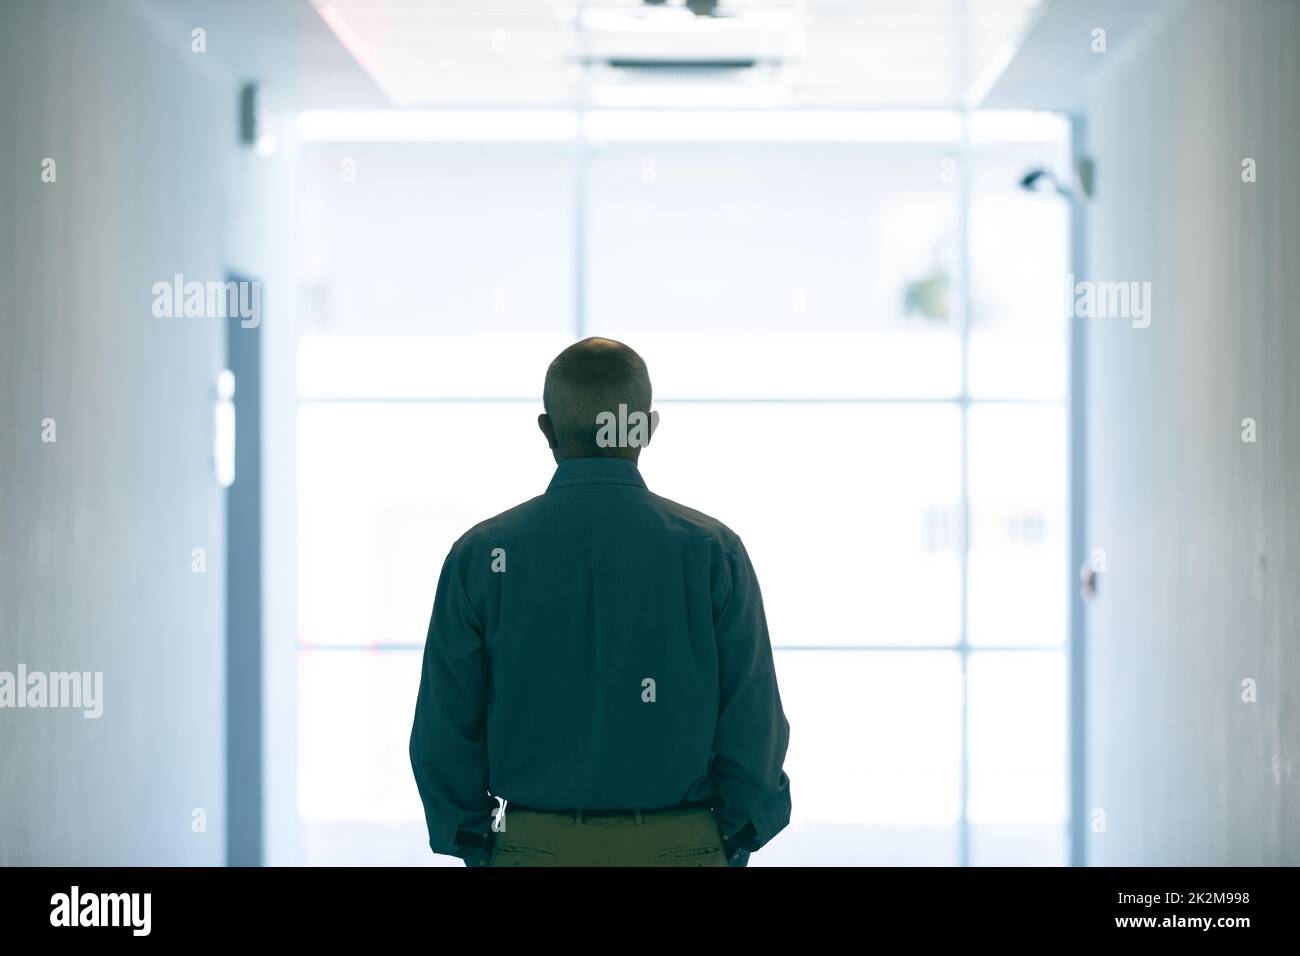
top-left (647, 409), bottom-right (660, 444)
top-left (537, 413), bottom-right (558, 449)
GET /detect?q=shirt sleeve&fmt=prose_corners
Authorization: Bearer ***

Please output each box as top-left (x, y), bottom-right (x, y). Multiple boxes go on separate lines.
top-left (709, 535), bottom-right (792, 856)
top-left (409, 545), bottom-right (496, 863)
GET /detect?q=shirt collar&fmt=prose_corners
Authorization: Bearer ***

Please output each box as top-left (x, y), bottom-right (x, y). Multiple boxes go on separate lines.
top-left (547, 456), bottom-right (648, 491)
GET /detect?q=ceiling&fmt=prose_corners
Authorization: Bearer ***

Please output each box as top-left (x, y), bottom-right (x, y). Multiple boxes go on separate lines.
top-left (307, 0), bottom-right (1047, 108)
top-left (143, 0), bottom-right (1061, 110)
top-left (136, 0), bottom-right (386, 109)
top-left (139, 0), bottom-right (1170, 113)
top-left (981, 0), bottom-right (1168, 112)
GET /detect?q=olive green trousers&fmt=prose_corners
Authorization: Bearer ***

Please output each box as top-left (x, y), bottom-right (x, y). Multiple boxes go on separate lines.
top-left (487, 807), bottom-right (730, 867)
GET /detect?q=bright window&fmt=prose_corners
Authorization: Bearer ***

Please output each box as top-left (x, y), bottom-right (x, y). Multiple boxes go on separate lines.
top-left (296, 110), bottom-right (1071, 866)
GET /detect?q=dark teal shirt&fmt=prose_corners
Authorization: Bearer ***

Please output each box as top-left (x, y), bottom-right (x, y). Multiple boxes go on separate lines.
top-left (410, 456), bottom-right (792, 865)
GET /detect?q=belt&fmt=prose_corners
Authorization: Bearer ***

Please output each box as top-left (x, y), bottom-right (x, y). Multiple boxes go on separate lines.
top-left (507, 799), bottom-right (714, 818)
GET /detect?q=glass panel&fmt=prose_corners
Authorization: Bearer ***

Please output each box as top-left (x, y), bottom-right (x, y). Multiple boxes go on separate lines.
top-left (644, 402), bottom-right (962, 647)
top-left (292, 114), bottom-right (1075, 867)
top-left (966, 135), bottom-right (1072, 400)
top-left (296, 331), bottom-right (570, 400)
top-left (303, 821), bottom-right (449, 867)
top-left (300, 142), bottom-right (573, 398)
top-left (967, 403), bottom-right (1067, 647)
top-left (296, 647), bottom-right (964, 866)
top-left (297, 402), bottom-right (554, 647)
top-left (586, 142), bottom-right (961, 398)
top-left (299, 400), bottom-right (962, 649)
top-left (753, 650), bottom-right (961, 865)
top-left (967, 650), bottom-right (1068, 866)
top-left (297, 649), bottom-right (425, 824)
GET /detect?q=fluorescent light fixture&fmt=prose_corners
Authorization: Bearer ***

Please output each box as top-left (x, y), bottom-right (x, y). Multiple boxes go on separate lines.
top-left (296, 109), bottom-right (1048, 145)
top-left (296, 110), bottom-right (580, 143)
top-left (576, 3), bottom-right (799, 67)
top-left (582, 58), bottom-right (791, 109)
top-left (584, 110), bottom-right (962, 143)
top-left (586, 83), bottom-right (787, 110)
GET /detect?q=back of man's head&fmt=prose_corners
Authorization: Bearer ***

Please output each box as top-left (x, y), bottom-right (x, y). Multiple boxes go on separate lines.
top-left (541, 337), bottom-right (654, 461)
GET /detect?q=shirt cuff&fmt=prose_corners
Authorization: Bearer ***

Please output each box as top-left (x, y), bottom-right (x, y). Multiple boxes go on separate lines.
top-left (454, 827), bottom-right (495, 866)
top-left (723, 820), bottom-right (760, 857)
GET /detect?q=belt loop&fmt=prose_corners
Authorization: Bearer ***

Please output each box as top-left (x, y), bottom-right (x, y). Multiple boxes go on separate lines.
top-left (576, 809), bottom-right (583, 825)
top-left (635, 809), bottom-right (643, 826)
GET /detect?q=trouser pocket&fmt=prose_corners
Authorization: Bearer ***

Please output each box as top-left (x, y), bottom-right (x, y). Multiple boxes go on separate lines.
top-left (651, 809), bottom-right (728, 866)
top-left (488, 810), bottom-right (562, 866)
